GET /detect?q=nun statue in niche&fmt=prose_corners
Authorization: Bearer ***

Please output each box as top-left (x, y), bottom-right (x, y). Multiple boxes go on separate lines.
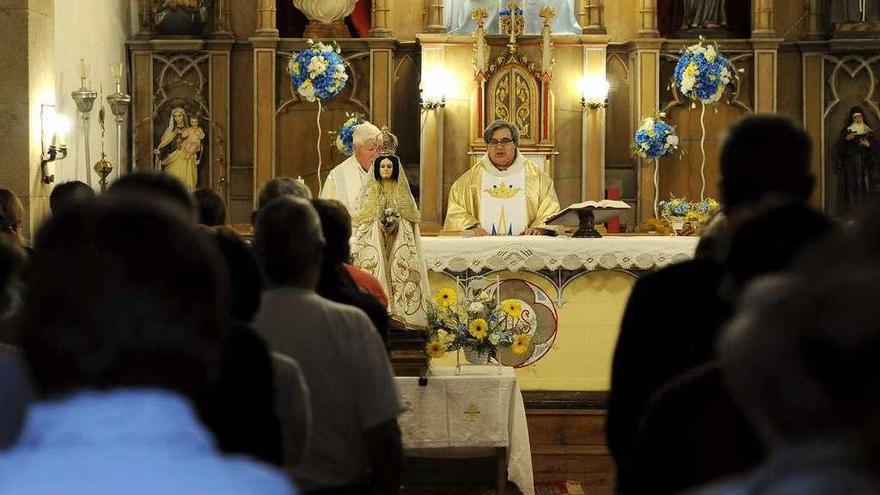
top-left (350, 128), bottom-right (430, 329)
top-left (836, 106), bottom-right (879, 216)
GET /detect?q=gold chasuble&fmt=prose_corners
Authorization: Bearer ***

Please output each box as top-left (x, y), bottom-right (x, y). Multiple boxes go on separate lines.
top-left (443, 152), bottom-right (561, 234)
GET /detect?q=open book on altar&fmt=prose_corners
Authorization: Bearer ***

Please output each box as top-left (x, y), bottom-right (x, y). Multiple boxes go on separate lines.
top-left (545, 200), bottom-right (631, 226)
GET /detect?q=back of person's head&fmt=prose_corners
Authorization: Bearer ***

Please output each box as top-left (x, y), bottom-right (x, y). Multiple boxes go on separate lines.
top-left (193, 188), bottom-right (227, 227)
top-left (721, 201), bottom-right (833, 299)
top-left (20, 197), bottom-right (227, 403)
top-left (49, 181), bottom-right (95, 216)
top-left (0, 189), bottom-right (24, 240)
top-left (108, 171), bottom-right (196, 221)
top-left (311, 199), bottom-right (352, 266)
top-left (0, 234), bottom-right (25, 319)
top-left (254, 196), bottom-right (325, 288)
top-left (720, 266), bottom-right (880, 449)
top-left (211, 228), bottom-right (262, 323)
top-left (256, 177), bottom-right (312, 214)
top-left (720, 115), bottom-right (814, 217)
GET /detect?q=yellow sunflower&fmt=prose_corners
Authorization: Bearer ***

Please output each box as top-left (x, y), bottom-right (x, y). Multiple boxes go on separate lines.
top-left (435, 288), bottom-right (457, 308)
top-left (425, 340), bottom-right (446, 359)
top-left (468, 318), bottom-right (488, 341)
top-left (501, 299), bottom-right (522, 318)
top-left (512, 334), bottom-right (531, 355)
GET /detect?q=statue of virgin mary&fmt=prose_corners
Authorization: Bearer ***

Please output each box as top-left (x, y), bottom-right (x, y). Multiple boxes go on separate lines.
top-left (350, 130), bottom-right (430, 329)
top-left (154, 107), bottom-right (202, 191)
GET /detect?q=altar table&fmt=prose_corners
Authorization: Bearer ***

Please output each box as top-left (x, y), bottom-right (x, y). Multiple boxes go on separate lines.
top-left (421, 235), bottom-right (699, 274)
top-left (396, 365), bottom-right (534, 495)
top-left (420, 236), bottom-right (699, 391)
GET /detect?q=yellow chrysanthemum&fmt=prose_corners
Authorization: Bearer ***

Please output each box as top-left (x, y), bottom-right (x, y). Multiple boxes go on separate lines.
top-left (425, 340), bottom-right (446, 359)
top-left (468, 318), bottom-right (488, 341)
top-left (684, 61), bottom-right (698, 77)
top-left (435, 288), bottom-right (457, 308)
top-left (501, 299), bottom-right (523, 318)
top-left (512, 334), bottom-right (531, 355)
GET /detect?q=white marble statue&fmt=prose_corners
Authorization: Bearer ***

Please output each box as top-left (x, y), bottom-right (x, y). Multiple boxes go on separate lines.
top-left (444, 0), bottom-right (582, 34)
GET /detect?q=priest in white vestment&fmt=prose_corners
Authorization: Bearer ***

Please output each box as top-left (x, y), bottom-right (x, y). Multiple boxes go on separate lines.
top-left (443, 120), bottom-right (561, 236)
top-left (319, 122), bottom-right (381, 213)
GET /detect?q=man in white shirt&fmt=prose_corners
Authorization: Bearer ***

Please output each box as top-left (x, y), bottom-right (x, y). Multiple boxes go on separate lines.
top-left (252, 196), bottom-right (402, 494)
top-left (320, 122), bottom-right (381, 213)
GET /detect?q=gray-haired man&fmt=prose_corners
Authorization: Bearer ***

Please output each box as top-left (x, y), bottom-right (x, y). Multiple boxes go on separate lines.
top-left (443, 120), bottom-right (560, 236)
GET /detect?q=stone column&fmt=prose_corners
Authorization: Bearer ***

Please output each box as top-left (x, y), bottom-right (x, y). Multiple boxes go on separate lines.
top-left (214, 0), bottom-right (233, 37)
top-left (425, 0), bottom-right (445, 33)
top-left (802, 51), bottom-right (824, 208)
top-left (581, 37), bottom-right (610, 201)
top-left (582, 0), bottom-right (605, 34)
top-left (417, 41), bottom-right (445, 232)
top-left (752, 39), bottom-right (781, 113)
top-left (255, 0), bottom-right (278, 36)
top-left (805, 0), bottom-right (823, 39)
top-left (370, 0), bottom-right (393, 37)
top-left (135, 0), bottom-right (153, 39)
top-left (632, 39), bottom-right (662, 221)
top-left (637, 0), bottom-right (659, 38)
top-left (0, 0), bottom-right (56, 236)
top-left (752, 0), bottom-right (775, 38)
top-left (252, 1), bottom-right (280, 203)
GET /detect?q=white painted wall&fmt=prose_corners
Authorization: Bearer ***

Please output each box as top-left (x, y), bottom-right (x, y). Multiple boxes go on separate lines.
top-left (54, 0), bottom-right (132, 189)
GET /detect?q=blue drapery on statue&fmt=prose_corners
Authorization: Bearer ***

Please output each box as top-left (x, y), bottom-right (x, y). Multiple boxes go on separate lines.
top-left (444, 0), bottom-right (582, 34)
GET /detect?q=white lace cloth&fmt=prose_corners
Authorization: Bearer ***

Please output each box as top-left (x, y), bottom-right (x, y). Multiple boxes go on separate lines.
top-left (421, 236), bottom-right (700, 273)
top-left (396, 365), bottom-right (534, 495)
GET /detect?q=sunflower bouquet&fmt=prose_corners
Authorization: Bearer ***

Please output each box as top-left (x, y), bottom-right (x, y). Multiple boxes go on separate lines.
top-left (425, 286), bottom-right (531, 362)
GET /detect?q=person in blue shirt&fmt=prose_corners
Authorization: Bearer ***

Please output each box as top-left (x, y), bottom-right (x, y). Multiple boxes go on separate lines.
top-left (0, 195), bottom-right (297, 495)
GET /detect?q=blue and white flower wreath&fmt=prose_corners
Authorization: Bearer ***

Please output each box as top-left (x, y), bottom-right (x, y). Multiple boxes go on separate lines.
top-left (288, 39), bottom-right (349, 103)
top-left (335, 113), bottom-right (366, 156)
top-left (634, 113), bottom-right (679, 160)
top-left (673, 36), bottom-right (735, 105)
top-left (287, 39), bottom-right (350, 195)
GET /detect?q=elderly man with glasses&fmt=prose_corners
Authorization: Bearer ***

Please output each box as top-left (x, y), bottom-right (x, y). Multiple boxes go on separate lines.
top-left (443, 120), bottom-right (560, 236)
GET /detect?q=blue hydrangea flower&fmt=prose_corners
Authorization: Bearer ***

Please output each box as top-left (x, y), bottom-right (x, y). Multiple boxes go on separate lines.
top-left (335, 113), bottom-right (365, 156)
top-left (288, 40), bottom-right (349, 103)
top-left (673, 38), bottom-right (733, 105)
top-left (499, 7), bottom-right (524, 15)
top-left (633, 114), bottom-right (679, 159)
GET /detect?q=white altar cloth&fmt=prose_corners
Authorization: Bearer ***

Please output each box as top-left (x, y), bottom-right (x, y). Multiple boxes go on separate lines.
top-left (421, 235), bottom-right (700, 273)
top-left (396, 365), bottom-right (534, 495)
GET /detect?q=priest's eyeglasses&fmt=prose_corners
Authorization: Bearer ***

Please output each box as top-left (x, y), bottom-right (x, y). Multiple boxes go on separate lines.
top-left (488, 138), bottom-right (514, 147)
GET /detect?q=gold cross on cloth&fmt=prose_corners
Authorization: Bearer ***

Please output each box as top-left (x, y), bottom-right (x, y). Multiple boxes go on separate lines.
top-left (464, 403), bottom-right (481, 422)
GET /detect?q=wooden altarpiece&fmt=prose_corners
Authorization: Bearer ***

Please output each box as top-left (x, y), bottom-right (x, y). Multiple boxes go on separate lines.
top-left (469, 7), bottom-right (558, 176)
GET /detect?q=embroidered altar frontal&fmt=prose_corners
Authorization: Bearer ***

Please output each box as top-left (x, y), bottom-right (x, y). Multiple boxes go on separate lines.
top-left (422, 236), bottom-right (699, 391)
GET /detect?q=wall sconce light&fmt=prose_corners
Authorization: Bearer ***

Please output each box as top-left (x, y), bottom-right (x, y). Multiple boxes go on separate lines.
top-left (420, 90), bottom-right (446, 111)
top-left (420, 69), bottom-right (453, 111)
top-left (579, 76), bottom-right (610, 110)
top-left (40, 104), bottom-right (70, 184)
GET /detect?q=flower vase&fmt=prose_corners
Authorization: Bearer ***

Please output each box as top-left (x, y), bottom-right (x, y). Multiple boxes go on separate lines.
top-left (665, 215), bottom-right (686, 236)
top-left (464, 347), bottom-right (491, 365)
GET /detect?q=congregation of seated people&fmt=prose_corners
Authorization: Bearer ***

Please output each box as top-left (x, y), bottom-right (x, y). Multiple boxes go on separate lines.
top-left (4, 114), bottom-right (880, 494)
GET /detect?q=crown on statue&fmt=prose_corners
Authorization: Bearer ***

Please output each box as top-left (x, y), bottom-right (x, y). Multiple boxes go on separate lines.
top-left (376, 126), bottom-right (399, 156)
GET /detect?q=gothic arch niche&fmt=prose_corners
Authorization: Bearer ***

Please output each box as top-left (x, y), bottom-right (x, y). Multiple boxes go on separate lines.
top-left (605, 51), bottom-right (634, 228)
top-left (393, 50), bottom-right (421, 202)
top-left (655, 51), bottom-right (753, 202)
top-left (274, 50), bottom-right (371, 193)
top-left (822, 55), bottom-right (880, 217)
top-left (472, 50), bottom-right (556, 175)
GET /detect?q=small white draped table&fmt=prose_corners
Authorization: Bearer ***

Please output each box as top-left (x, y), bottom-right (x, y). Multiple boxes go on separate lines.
top-left (396, 365), bottom-right (533, 495)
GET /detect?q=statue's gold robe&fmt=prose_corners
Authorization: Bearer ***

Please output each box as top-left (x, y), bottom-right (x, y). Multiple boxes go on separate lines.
top-left (443, 152), bottom-right (561, 232)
